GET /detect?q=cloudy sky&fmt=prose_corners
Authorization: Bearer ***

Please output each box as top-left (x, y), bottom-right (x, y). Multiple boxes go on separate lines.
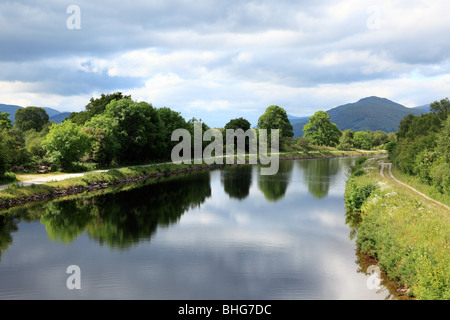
top-left (1, 0), bottom-right (450, 127)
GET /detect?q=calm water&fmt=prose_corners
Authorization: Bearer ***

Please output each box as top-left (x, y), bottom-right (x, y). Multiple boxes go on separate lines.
top-left (0, 158), bottom-right (396, 300)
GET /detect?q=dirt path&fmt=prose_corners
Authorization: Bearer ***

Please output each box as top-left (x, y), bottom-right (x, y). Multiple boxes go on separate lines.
top-left (380, 163), bottom-right (450, 211)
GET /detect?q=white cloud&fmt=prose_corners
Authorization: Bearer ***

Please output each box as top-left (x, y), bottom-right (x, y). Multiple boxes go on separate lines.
top-left (1, 0), bottom-right (450, 123)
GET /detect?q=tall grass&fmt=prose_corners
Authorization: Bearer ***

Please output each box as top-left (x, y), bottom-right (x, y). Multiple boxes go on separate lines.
top-left (344, 158), bottom-right (449, 300)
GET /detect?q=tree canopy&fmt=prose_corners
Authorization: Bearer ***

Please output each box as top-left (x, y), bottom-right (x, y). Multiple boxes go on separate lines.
top-left (225, 117), bottom-right (251, 131)
top-left (0, 111), bottom-right (12, 130)
top-left (14, 107), bottom-right (49, 132)
top-left (68, 92), bottom-right (131, 125)
top-left (303, 111), bottom-right (341, 146)
top-left (43, 121), bottom-right (91, 169)
top-left (258, 105), bottom-right (293, 138)
top-left (430, 97), bottom-right (450, 120)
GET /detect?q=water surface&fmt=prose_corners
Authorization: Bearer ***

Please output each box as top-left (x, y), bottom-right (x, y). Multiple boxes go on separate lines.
top-left (0, 158), bottom-right (395, 300)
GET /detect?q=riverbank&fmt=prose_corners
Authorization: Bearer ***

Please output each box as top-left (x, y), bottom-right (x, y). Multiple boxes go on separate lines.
top-left (0, 149), bottom-right (385, 210)
top-left (344, 157), bottom-right (449, 300)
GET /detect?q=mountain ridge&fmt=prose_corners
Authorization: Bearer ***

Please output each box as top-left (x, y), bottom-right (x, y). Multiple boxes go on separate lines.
top-left (290, 96), bottom-right (429, 137)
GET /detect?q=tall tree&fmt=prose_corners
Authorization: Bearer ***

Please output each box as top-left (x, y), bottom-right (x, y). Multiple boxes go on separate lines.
top-left (303, 111), bottom-right (341, 146)
top-left (68, 92), bottom-right (131, 125)
top-left (102, 98), bottom-right (165, 163)
top-left (43, 121), bottom-right (91, 169)
top-left (353, 131), bottom-right (373, 150)
top-left (0, 111), bottom-right (12, 130)
top-left (338, 129), bottom-right (354, 150)
top-left (258, 105), bottom-right (294, 138)
top-left (225, 117), bottom-right (251, 131)
top-left (156, 107), bottom-right (190, 160)
top-left (14, 107), bottom-right (49, 132)
top-left (430, 97), bottom-right (450, 120)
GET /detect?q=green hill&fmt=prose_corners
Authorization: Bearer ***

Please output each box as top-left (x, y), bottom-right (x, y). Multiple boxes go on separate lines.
top-left (292, 97), bottom-right (427, 137)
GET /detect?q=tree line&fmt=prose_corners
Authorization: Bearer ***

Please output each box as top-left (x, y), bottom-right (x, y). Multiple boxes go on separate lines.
top-left (0, 94), bottom-right (296, 179)
top-left (0, 92), bottom-right (407, 181)
top-left (389, 98), bottom-right (450, 196)
top-left (300, 110), bottom-right (396, 150)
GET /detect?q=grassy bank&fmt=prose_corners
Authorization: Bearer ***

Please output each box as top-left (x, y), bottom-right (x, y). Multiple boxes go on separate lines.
top-left (390, 166), bottom-right (450, 207)
top-left (344, 157), bottom-right (449, 300)
top-left (0, 163), bottom-right (215, 208)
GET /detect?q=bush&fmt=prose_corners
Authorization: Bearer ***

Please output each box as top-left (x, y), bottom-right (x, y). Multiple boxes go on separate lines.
top-left (0, 172), bottom-right (17, 184)
top-left (344, 178), bottom-right (378, 212)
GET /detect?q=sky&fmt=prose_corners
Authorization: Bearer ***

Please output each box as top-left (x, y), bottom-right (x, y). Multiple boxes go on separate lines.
top-left (1, 0), bottom-right (450, 128)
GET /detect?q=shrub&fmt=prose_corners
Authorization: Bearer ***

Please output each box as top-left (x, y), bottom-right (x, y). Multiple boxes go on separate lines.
top-left (344, 178), bottom-right (377, 212)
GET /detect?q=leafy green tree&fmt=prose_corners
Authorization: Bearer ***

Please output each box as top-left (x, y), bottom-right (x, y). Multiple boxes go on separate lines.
top-left (14, 107), bottom-right (49, 132)
top-left (69, 92), bottom-right (131, 125)
top-left (397, 113), bottom-right (442, 140)
top-left (371, 130), bottom-right (389, 147)
top-left (430, 97), bottom-right (450, 120)
top-left (436, 116), bottom-right (450, 162)
top-left (0, 128), bottom-right (30, 169)
top-left (338, 129), bottom-right (354, 150)
top-left (353, 131), bottom-right (373, 150)
top-left (156, 107), bottom-right (190, 160)
top-left (0, 111), bottom-right (12, 130)
top-left (83, 114), bottom-right (121, 166)
top-left (225, 117), bottom-right (251, 131)
top-left (102, 98), bottom-right (164, 163)
top-left (258, 105), bottom-right (294, 138)
top-left (0, 129), bottom-right (8, 176)
top-left (225, 117), bottom-right (252, 151)
top-left (43, 121), bottom-right (91, 169)
top-left (303, 111), bottom-right (342, 146)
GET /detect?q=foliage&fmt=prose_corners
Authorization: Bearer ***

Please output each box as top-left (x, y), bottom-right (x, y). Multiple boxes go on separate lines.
top-left (43, 121), bottom-right (91, 169)
top-left (390, 103), bottom-right (448, 196)
top-left (156, 107), bottom-right (191, 160)
top-left (0, 127), bottom-right (30, 169)
top-left (224, 117), bottom-right (251, 131)
top-left (68, 92), bottom-right (131, 125)
top-left (14, 107), bottom-right (49, 132)
top-left (338, 129), bottom-right (354, 150)
top-left (344, 178), bottom-right (377, 212)
top-left (303, 111), bottom-right (341, 146)
top-left (353, 131), bottom-right (373, 150)
top-left (258, 105), bottom-right (294, 138)
top-left (83, 114), bottom-right (121, 166)
top-left (430, 97), bottom-right (450, 121)
top-left (0, 129), bottom-right (8, 176)
top-left (101, 98), bottom-right (165, 163)
top-left (0, 111), bottom-right (12, 130)
top-left (344, 158), bottom-right (450, 300)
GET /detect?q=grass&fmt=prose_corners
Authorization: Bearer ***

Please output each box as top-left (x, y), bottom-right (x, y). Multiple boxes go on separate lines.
top-left (0, 172), bottom-right (18, 185)
top-left (0, 163), bottom-right (209, 203)
top-left (344, 157), bottom-right (450, 300)
top-left (390, 166), bottom-right (450, 207)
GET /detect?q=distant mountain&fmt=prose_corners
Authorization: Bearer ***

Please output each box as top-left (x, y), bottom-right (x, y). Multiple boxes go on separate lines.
top-left (287, 114), bottom-right (309, 125)
top-left (414, 104), bottom-right (431, 113)
top-left (0, 104), bottom-right (71, 124)
top-left (291, 97), bottom-right (427, 137)
top-left (0, 104), bottom-right (22, 123)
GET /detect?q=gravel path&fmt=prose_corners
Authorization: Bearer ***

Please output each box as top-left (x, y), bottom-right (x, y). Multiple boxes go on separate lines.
top-left (380, 162), bottom-right (450, 211)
